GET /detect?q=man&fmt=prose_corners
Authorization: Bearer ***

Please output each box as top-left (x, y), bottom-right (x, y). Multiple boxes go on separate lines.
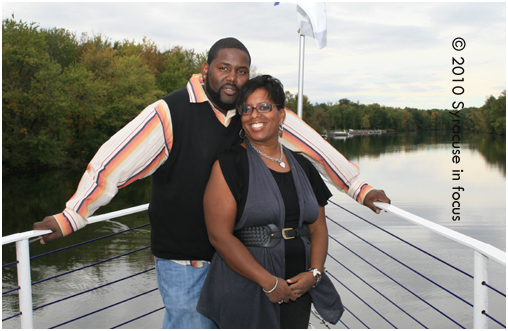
top-left (34, 37), bottom-right (389, 328)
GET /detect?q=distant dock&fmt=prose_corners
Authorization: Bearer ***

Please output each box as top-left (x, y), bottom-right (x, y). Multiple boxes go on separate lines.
top-left (324, 129), bottom-right (393, 139)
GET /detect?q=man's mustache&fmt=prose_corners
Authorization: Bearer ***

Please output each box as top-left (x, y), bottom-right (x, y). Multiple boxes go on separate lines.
top-left (219, 83), bottom-right (238, 92)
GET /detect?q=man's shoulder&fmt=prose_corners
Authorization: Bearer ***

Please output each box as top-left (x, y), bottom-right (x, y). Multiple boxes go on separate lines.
top-left (161, 86), bottom-right (189, 104)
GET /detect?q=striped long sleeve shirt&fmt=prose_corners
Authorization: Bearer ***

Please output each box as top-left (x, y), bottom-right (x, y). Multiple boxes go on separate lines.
top-left (54, 74), bottom-right (373, 236)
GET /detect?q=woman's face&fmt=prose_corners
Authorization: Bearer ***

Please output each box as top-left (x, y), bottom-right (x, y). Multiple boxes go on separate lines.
top-left (241, 88), bottom-right (285, 146)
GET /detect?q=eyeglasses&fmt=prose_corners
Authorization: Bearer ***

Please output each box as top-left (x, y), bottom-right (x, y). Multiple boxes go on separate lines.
top-left (238, 103), bottom-right (278, 116)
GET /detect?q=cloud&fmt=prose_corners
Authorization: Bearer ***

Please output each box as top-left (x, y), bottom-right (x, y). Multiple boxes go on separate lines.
top-left (2, 2), bottom-right (505, 110)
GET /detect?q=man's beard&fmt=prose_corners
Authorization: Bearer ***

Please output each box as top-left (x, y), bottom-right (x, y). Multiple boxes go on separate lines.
top-left (205, 77), bottom-right (237, 111)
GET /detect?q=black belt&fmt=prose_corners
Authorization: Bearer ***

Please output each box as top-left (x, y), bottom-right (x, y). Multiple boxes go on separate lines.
top-left (235, 224), bottom-right (310, 248)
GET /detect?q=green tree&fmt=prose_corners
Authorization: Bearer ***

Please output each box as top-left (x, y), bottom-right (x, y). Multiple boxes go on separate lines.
top-left (342, 105), bottom-right (361, 129)
top-left (485, 91), bottom-right (506, 135)
top-left (2, 17), bottom-right (57, 170)
top-left (60, 63), bottom-right (109, 161)
top-left (429, 110), bottom-right (437, 130)
top-left (401, 108), bottom-right (417, 131)
top-left (284, 92), bottom-right (312, 120)
top-left (3, 57), bottom-right (71, 170)
top-left (307, 105), bottom-right (331, 132)
top-left (26, 59), bottom-right (70, 167)
top-left (157, 46), bottom-right (206, 93)
top-left (2, 16), bottom-right (48, 92)
top-left (78, 33), bottom-right (117, 80)
top-left (361, 114), bottom-right (371, 129)
top-left (338, 98), bottom-right (351, 105)
top-left (328, 104), bottom-right (343, 130)
top-left (100, 55), bottom-right (163, 137)
top-left (42, 27), bottom-right (78, 70)
top-left (364, 103), bottom-right (380, 129)
top-left (466, 106), bottom-right (489, 133)
top-left (285, 91), bottom-right (297, 112)
top-left (115, 37), bottom-right (164, 76)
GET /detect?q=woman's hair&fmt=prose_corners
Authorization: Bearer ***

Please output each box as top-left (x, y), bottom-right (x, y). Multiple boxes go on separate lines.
top-left (207, 37), bottom-right (251, 65)
top-left (236, 75), bottom-right (285, 112)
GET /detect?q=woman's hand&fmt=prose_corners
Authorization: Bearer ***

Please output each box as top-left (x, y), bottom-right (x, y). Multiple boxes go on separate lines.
top-left (286, 271), bottom-right (316, 301)
top-left (264, 277), bottom-right (298, 304)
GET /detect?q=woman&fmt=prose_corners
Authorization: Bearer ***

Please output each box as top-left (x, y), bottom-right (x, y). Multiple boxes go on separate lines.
top-left (197, 75), bottom-right (343, 328)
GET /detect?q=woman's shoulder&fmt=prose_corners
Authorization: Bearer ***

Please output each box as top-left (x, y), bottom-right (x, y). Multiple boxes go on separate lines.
top-left (217, 143), bottom-right (248, 176)
top-left (289, 150), bottom-right (314, 171)
top-left (217, 143), bottom-right (248, 203)
top-left (289, 150), bottom-right (332, 203)
top-left (218, 143), bottom-right (246, 162)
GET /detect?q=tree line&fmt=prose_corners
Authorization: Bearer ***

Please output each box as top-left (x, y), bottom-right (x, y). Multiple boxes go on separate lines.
top-left (288, 92), bottom-right (506, 136)
top-left (3, 16), bottom-right (505, 174)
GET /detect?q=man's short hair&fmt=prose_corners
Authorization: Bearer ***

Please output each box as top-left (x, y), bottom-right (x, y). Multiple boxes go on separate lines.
top-left (207, 37), bottom-right (251, 65)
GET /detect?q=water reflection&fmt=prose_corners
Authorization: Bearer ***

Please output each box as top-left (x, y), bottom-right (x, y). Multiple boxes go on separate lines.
top-left (326, 132), bottom-right (506, 249)
top-left (328, 132), bottom-right (506, 176)
top-left (467, 134), bottom-right (506, 174)
top-left (2, 169), bottom-right (151, 237)
top-left (2, 132), bottom-right (506, 328)
top-left (2, 132), bottom-right (504, 240)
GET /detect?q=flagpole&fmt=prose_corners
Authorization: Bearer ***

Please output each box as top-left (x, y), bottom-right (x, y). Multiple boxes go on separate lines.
top-left (297, 34), bottom-right (305, 119)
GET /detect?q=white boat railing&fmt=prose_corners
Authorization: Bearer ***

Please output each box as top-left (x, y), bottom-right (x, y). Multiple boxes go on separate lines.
top-left (2, 205), bottom-right (150, 329)
top-left (373, 202), bottom-right (506, 328)
top-left (2, 202), bottom-right (506, 329)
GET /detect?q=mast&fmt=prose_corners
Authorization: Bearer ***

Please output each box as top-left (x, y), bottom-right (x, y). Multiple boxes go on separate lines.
top-left (297, 34), bottom-right (305, 119)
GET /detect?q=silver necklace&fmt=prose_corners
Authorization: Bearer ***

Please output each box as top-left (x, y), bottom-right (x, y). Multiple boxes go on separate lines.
top-left (250, 141), bottom-right (286, 168)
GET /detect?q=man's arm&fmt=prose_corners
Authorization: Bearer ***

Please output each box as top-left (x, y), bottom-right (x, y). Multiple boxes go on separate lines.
top-left (33, 100), bottom-right (173, 243)
top-left (281, 109), bottom-right (390, 213)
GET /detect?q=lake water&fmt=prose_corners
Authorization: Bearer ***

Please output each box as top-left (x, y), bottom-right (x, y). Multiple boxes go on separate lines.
top-left (327, 132), bottom-right (506, 250)
top-left (2, 131), bottom-right (506, 328)
top-left (323, 132), bottom-right (506, 328)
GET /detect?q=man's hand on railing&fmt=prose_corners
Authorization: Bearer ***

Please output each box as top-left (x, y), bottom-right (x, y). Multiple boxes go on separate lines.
top-left (364, 189), bottom-right (391, 214)
top-left (33, 216), bottom-right (63, 244)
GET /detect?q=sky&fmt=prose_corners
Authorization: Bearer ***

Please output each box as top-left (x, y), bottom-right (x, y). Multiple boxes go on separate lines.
top-left (2, 2), bottom-right (506, 110)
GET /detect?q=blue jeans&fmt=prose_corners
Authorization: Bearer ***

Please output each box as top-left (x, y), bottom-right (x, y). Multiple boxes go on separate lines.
top-left (155, 257), bottom-right (217, 329)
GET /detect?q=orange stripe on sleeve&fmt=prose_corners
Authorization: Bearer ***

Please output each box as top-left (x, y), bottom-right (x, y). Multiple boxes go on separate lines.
top-left (77, 117), bottom-right (160, 216)
top-left (54, 212), bottom-right (74, 236)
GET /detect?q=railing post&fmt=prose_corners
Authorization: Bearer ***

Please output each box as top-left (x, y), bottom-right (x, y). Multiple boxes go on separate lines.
top-left (16, 238), bottom-right (34, 329)
top-left (473, 251), bottom-right (488, 329)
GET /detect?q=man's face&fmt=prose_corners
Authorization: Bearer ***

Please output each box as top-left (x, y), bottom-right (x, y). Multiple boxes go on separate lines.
top-left (202, 48), bottom-right (250, 112)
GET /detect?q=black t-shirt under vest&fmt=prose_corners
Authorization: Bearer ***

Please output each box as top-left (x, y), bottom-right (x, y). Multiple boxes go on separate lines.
top-left (149, 87), bottom-right (242, 261)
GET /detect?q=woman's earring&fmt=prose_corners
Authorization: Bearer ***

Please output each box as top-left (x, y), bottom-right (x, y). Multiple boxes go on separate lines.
top-left (239, 128), bottom-right (246, 139)
top-left (279, 124), bottom-right (284, 138)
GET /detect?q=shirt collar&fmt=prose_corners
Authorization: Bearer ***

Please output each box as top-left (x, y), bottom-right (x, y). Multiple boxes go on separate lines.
top-left (187, 73), bottom-right (237, 125)
top-left (187, 74), bottom-right (209, 103)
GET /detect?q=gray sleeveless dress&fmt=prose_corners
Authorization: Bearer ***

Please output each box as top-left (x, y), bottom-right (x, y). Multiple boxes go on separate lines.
top-left (197, 141), bottom-right (343, 328)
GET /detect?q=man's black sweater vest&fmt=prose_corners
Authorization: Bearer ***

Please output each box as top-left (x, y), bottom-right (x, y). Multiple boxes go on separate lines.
top-left (149, 87), bottom-right (242, 261)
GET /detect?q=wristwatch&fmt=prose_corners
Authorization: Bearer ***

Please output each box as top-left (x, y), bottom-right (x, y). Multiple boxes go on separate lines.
top-left (308, 268), bottom-right (322, 287)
